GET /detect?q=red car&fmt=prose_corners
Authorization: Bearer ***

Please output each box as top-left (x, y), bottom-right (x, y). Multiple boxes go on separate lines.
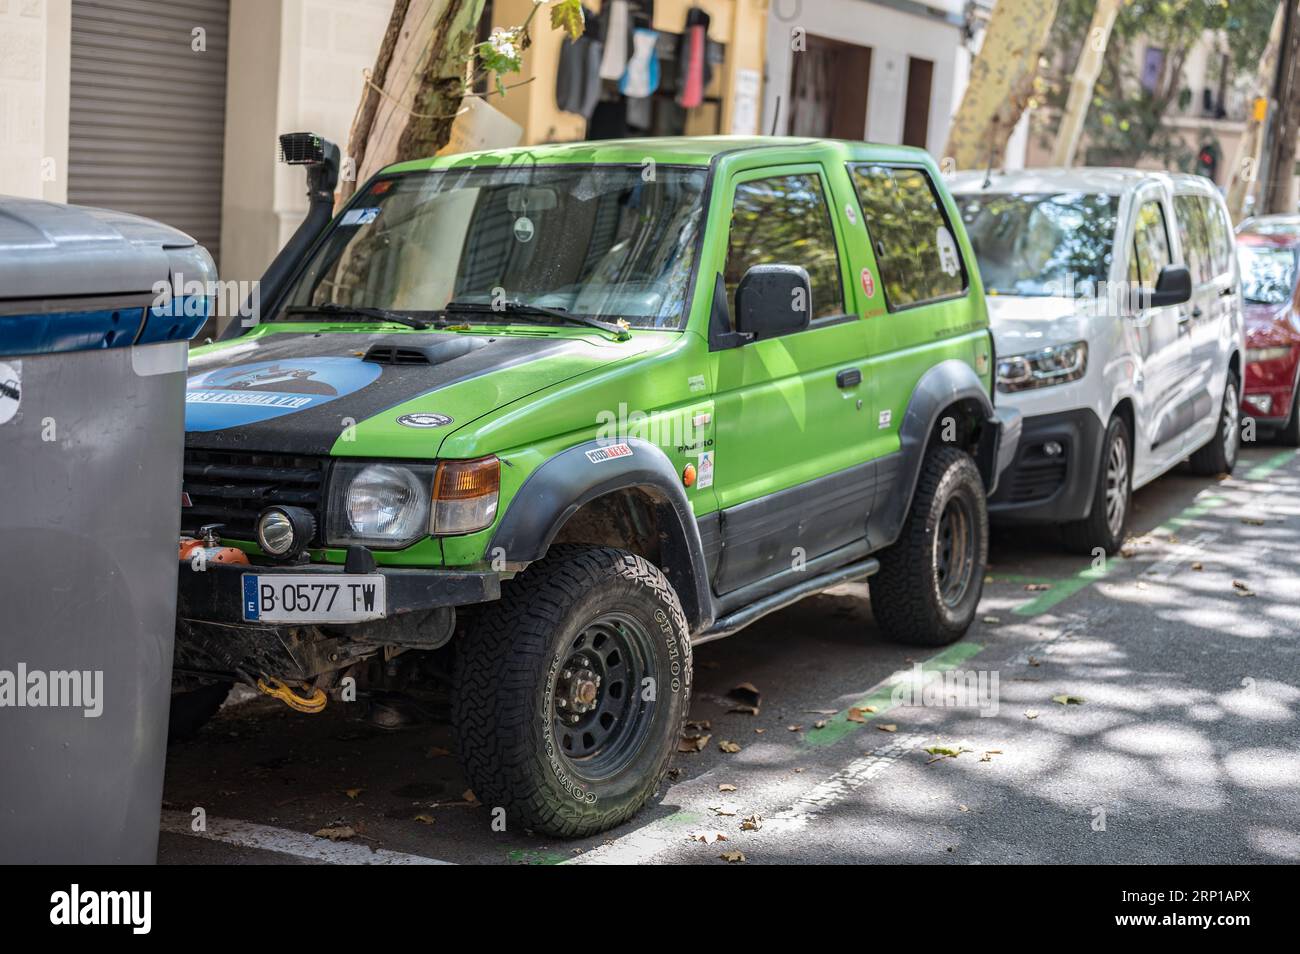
top-left (1237, 215), bottom-right (1300, 445)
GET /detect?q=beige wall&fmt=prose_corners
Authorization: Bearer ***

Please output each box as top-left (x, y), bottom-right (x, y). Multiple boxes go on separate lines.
top-left (492, 0), bottom-right (769, 145)
top-left (218, 0), bottom-right (392, 285)
top-left (0, 0), bottom-right (70, 201)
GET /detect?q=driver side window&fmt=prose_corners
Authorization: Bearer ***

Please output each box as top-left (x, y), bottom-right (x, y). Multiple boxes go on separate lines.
top-left (1133, 200), bottom-right (1172, 287)
top-left (723, 173), bottom-right (846, 325)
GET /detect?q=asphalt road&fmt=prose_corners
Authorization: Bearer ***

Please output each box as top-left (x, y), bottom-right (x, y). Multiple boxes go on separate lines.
top-left (158, 443), bottom-right (1300, 865)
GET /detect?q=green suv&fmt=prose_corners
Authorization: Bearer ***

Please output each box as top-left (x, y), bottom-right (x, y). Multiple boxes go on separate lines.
top-left (176, 135), bottom-right (1019, 837)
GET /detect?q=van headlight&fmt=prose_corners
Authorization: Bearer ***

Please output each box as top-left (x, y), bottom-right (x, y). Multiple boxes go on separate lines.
top-left (997, 341), bottom-right (1088, 393)
top-left (326, 462), bottom-right (434, 548)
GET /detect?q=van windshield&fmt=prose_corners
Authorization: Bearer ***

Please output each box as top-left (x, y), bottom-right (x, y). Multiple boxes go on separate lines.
top-left (958, 192), bottom-right (1118, 297)
top-left (277, 164), bottom-right (709, 330)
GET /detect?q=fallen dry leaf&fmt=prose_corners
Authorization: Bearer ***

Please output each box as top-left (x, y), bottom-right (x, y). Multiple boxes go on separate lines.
top-left (847, 707), bottom-right (872, 723)
top-left (678, 733), bottom-right (711, 753)
top-left (727, 682), bottom-right (762, 715)
top-left (1191, 562), bottom-right (1204, 571)
top-left (807, 709), bottom-right (837, 715)
top-left (1241, 518), bottom-right (1266, 526)
top-left (314, 825), bottom-right (356, 842)
top-left (982, 616), bottom-right (1001, 624)
top-left (718, 783), bottom-right (737, 793)
top-left (719, 850), bottom-right (746, 863)
top-left (877, 723), bottom-right (898, 732)
top-left (344, 788), bottom-right (363, 799)
top-left (740, 814), bottom-right (763, 831)
top-left (1232, 580), bottom-right (1256, 597)
top-left (958, 804), bottom-right (970, 812)
top-left (1024, 583), bottom-right (1051, 592)
top-left (718, 740), bottom-right (742, 753)
top-left (414, 814), bottom-right (435, 825)
top-left (980, 749), bottom-right (1003, 762)
top-left (425, 746), bottom-right (451, 758)
top-left (689, 830), bottom-right (728, 844)
top-left (787, 724), bottom-right (803, 732)
top-left (1052, 695), bottom-right (1085, 706)
top-left (813, 720), bottom-right (828, 730)
top-left (710, 802), bottom-right (739, 817)
top-left (1024, 710), bottom-right (1040, 720)
top-left (462, 789), bottom-right (479, 804)
top-left (684, 719), bottom-right (711, 732)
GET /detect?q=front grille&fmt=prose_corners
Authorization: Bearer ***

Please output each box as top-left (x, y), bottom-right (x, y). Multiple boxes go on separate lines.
top-left (1007, 454), bottom-right (1068, 503)
top-left (183, 449), bottom-right (328, 544)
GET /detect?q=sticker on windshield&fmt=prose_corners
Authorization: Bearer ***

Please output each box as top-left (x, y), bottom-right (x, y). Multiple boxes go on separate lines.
top-left (0, 360), bottom-right (20, 426)
top-left (340, 207), bottom-right (381, 227)
top-left (936, 227), bottom-right (961, 277)
top-left (513, 216), bottom-right (535, 243)
top-left (185, 357), bottom-right (381, 432)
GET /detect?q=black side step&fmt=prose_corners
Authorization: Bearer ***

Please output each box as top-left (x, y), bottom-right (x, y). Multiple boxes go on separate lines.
top-left (693, 558), bottom-right (880, 646)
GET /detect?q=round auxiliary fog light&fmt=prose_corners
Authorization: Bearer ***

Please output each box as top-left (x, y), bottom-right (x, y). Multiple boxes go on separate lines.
top-left (256, 506), bottom-right (315, 559)
top-left (1042, 441), bottom-right (1064, 457)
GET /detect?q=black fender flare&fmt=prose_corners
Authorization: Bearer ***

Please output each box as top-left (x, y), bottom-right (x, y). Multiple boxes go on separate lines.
top-left (872, 359), bottom-right (1001, 549)
top-left (490, 438), bottom-right (714, 633)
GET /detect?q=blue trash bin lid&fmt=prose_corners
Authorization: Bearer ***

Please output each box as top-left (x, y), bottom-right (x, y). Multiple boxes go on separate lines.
top-left (0, 197), bottom-right (215, 356)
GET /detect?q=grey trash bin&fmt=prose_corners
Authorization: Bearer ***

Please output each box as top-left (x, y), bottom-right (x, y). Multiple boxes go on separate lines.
top-left (0, 197), bottom-right (214, 863)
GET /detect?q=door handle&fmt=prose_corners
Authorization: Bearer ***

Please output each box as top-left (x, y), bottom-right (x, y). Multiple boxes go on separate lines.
top-left (1191, 307), bottom-right (1203, 319)
top-left (1219, 286), bottom-right (1235, 298)
top-left (836, 368), bottom-right (862, 389)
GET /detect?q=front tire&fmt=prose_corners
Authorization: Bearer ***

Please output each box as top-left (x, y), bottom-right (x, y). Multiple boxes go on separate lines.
top-left (1062, 414), bottom-right (1131, 556)
top-left (167, 679), bottom-right (231, 742)
top-left (1188, 372), bottom-right (1240, 476)
top-left (869, 445), bottom-right (988, 646)
top-left (452, 545), bottom-right (692, 838)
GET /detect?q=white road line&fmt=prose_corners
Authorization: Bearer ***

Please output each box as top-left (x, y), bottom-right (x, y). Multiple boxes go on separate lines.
top-left (765, 733), bottom-right (924, 833)
top-left (1007, 606), bottom-right (1116, 666)
top-left (160, 810), bottom-right (453, 865)
top-left (1142, 531), bottom-right (1220, 583)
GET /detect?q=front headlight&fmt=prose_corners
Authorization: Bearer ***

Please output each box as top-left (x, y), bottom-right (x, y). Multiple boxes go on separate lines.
top-left (1246, 346), bottom-right (1293, 363)
top-left (326, 462), bottom-right (434, 548)
top-left (997, 341), bottom-right (1088, 393)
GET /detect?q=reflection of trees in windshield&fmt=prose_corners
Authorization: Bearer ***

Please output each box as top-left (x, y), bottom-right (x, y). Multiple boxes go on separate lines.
top-left (1237, 246), bottom-right (1298, 306)
top-left (285, 166), bottom-right (708, 329)
top-left (959, 193), bottom-right (1117, 297)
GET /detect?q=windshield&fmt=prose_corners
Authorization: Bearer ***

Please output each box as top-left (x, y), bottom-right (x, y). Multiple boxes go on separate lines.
top-left (278, 164), bottom-right (708, 329)
top-left (1237, 244), bottom-right (1298, 305)
top-left (958, 192), bottom-right (1118, 297)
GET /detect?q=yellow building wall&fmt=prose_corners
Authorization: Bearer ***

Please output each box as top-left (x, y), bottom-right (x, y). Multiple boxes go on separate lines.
top-left (490, 0), bottom-right (768, 144)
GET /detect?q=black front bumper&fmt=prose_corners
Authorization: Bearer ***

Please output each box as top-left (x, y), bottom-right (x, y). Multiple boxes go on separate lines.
top-left (988, 407), bottom-right (1104, 523)
top-left (177, 559), bottom-right (502, 626)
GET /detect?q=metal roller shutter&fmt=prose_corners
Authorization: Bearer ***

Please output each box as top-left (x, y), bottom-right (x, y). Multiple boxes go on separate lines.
top-left (68, 0), bottom-right (230, 266)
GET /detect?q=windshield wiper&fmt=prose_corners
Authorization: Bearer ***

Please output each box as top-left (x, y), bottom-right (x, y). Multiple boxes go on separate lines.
top-left (284, 303), bottom-right (436, 330)
top-left (444, 299), bottom-right (631, 341)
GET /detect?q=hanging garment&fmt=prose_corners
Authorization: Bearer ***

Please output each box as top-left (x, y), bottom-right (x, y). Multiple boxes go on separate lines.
top-left (556, 7), bottom-right (604, 118)
top-left (619, 28), bottom-right (661, 99)
top-left (599, 0), bottom-right (632, 81)
top-left (676, 7), bottom-right (711, 109)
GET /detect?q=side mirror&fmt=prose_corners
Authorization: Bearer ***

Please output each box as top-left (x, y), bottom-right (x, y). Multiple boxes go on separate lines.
top-left (1146, 264), bottom-right (1192, 308)
top-left (735, 265), bottom-right (812, 342)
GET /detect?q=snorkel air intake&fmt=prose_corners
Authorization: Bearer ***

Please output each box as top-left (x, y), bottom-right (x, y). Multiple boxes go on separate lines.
top-left (224, 132), bottom-right (340, 339)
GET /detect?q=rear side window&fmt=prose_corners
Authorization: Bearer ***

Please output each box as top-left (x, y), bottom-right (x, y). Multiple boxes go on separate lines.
top-left (848, 164), bottom-right (967, 310)
top-left (724, 173), bottom-right (847, 322)
top-left (1133, 200), bottom-right (1172, 286)
top-left (1174, 194), bottom-right (1212, 285)
top-left (1200, 196), bottom-right (1233, 278)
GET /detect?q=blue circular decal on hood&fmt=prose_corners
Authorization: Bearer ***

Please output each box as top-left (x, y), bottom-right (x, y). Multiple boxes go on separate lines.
top-left (186, 357), bottom-right (382, 432)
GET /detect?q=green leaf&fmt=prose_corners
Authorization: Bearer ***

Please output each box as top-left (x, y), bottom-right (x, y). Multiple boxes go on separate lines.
top-left (550, 0), bottom-right (585, 41)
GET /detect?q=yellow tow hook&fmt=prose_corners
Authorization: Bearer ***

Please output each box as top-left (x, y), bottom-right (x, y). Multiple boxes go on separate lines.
top-left (257, 676), bottom-right (327, 714)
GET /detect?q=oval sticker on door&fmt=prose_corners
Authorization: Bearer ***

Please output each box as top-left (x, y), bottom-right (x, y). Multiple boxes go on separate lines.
top-left (861, 268), bottom-right (876, 299)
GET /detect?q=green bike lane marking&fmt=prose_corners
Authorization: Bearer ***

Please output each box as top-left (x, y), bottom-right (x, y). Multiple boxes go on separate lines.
top-left (803, 640), bottom-right (984, 747)
top-left (1244, 448), bottom-right (1298, 481)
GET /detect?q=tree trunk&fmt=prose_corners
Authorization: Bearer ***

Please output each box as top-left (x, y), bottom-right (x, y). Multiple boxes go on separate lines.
top-left (1227, 3), bottom-right (1286, 221)
top-left (1050, 0), bottom-right (1121, 167)
top-left (1264, 1), bottom-right (1300, 215)
top-left (943, 0), bottom-right (1060, 170)
top-left (339, 0), bottom-right (487, 205)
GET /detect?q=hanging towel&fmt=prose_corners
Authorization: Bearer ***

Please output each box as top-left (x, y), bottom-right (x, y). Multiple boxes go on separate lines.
top-left (676, 7), bottom-right (711, 109)
top-left (599, 0), bottom-right (631, 81)
top-left (556, 7), bottom-right (604, 118)
top-left (619, 28), bottom-right (660, 99)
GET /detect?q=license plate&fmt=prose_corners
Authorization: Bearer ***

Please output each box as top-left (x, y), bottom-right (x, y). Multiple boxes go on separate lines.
top-left (241, 574), bottom-right (386, 623)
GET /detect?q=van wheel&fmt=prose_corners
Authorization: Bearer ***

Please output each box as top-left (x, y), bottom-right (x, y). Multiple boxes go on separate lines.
top-left (1188, 373), bottom-right (1240, 476)
top-left (1062, 415), bottom-right (1131, 556)
top-left (869, 445), bottom-right (987, 646)
top-left (452, 546), bottom-right (691, 838)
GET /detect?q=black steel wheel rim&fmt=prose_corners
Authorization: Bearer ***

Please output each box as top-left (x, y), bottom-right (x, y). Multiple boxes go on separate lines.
top-left (551, 611), bottom-right (657, 781)
top-left (936, 494), bottom-right (976, 607)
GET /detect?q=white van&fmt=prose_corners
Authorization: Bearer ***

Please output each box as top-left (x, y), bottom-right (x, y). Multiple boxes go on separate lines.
top-left (951, 169), bottom-right (1245, 554)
